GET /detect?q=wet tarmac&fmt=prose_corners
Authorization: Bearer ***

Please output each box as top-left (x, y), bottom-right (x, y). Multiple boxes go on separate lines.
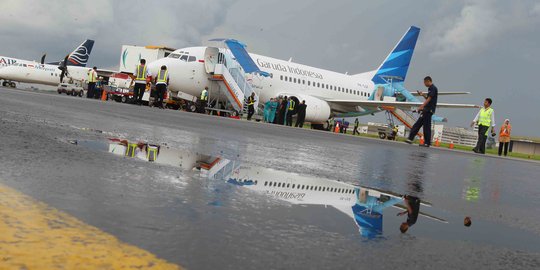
top-left (1, 87), bottom-right (539, 269)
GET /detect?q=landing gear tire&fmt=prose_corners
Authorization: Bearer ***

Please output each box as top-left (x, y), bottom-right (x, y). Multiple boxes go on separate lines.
top-left (57, 90), bottom-right (62, 94)
top-left (1, 81), bottom-right (7, 87)
top-left (10, 82), bottom-right (16, 88)
top-left (378, 132), bottom-right (387, 140)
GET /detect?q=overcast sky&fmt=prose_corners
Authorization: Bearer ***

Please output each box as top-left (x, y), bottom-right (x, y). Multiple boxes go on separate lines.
top-left (1, 0), bottom-right (539, 136)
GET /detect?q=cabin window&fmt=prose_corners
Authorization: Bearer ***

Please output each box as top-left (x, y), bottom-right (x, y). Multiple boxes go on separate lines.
top-left (293, 78), bottom-right (297, 83)
top-left (292, 184), bottom-right (296, 189)
top-left (264, 181), bottom-right (268, 186)
top-left (317, 83), bottom-right (320, 87)
top-left (289, 77), bottom-right (292, 82)
top-left (308, 81), bottom-right (311, 86)
top-left (278, 183), bottom-right (281, 187)
top-left (287, 183), bottom-right (290, 188)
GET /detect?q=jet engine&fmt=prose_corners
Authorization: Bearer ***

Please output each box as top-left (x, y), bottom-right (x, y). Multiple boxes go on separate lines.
top-left (286, 94), bottom-right (331, 123)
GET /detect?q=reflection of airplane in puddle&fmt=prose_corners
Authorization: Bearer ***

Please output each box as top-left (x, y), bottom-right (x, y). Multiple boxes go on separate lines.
top-left (86, 138), bottom-right (447, 238)
top-left (226, 166), bottom-right (447, 238)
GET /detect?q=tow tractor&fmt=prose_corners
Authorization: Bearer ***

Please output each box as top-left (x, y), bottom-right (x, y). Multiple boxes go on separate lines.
top-left (57, 83), bottom-right (85, 97)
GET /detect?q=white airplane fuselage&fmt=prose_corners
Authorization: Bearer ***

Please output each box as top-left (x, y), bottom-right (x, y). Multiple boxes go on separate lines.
top-left (148, 47), bottom-right (375, 122)
top-left (0, 56), bottom-right (89, 86)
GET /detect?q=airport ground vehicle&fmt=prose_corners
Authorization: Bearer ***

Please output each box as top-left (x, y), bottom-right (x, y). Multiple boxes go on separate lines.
top-left (57, 83), bottom-right (84, 97)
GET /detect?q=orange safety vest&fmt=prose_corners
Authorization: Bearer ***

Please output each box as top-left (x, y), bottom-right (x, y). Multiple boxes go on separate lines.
top-left (499, 124), bottom-right (511, 137)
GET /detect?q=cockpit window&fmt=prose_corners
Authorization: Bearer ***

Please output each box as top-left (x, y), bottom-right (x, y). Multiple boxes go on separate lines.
top-left (180, 55), bottom-right (189, 62)
top-left (168, 53), bottom-right (181, 59)
top-left (188, 56), bottom-right (196, 62)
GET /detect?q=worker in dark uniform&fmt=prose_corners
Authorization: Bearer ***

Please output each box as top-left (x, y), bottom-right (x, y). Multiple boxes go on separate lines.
top-left (278, 96), bottom-right (288, 125)
top-left (398, 195), bottom-right (421, 233)
top-left (133, 59), bottom-right (150, 105)
top-left (285, 97), bottom-right (296, 126)
top-left (405, 76), bottom-right (438, 147)
top-left (247, 92), bottom-right (256, 120)
top-left (295, 100), bottom-right (307, 128)
top-left (353, 118), bottom-right (360, 135)
top-left (153, 65), bottom-right (169, 109)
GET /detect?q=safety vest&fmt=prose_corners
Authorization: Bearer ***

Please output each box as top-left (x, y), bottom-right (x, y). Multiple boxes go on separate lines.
top-left (288, 100), bottom-right (295, 111)
top-left (247, 96), bottom-right (255, 105)
top-left (200, 89), bottom-right (208, 101)
top-left (136, 65), bottom-right (147, 81)
top-left (157, 70), bottom-right (168, 84)
top-left (478, 107), bottom-right (493, 126)
top-left (87, 70), bottom-right (96, 83)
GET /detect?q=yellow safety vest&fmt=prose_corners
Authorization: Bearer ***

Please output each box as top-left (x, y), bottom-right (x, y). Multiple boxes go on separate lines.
top-left (200, 89), bottom-right (208, 101)
top-left (87, 70), bottom-right (96, 83)
top-left (247, 96), bottom-right (255, 105)
top-left (157, 70), bottom-right (168, 84)
top-left (136, 65), bottom-right (147, 81)
top-left (288, 100), bottom-right (295, 111)
top-left (478, 107), bottom-right (493, 126)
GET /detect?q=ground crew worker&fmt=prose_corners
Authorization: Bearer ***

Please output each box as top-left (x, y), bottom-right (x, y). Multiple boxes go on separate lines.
top-left (352, 118), bottom-right (360, 135)
top-left (498, 119), bottom-right (511, 156)
top-left (405, 76), bottom-right (438, 147)
top-left (471, 98), bottom-right (496, 154)
top-left (278, 96), bottom-right (288, 125)
top-left (199, 87), bottom-right (209, 113)
top-left (285, 97), bottom-right (295, 126)
top-left (247, 92), bottom-right (256, 120)
top-left (153, 65), bottom-right (169, 109)
top-left (295, 100), bottom-right (307, 128)
top-left (86, 67), bottom-right (98, 99)
top-left (133, 59), bottom-right (150, 105)
top-left (269, 98), bottom-right (278, 124)
top-left (263, 98), bottom-right (273, 122)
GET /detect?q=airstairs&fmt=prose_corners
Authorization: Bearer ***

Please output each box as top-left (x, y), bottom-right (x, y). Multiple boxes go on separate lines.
top-left (204, 39), bottom-right (270, 114)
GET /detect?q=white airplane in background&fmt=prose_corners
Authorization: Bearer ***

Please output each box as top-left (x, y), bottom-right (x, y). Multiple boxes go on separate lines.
top-left (0, 40), bottom-right (95, 87)
top-left (148, 26), bottom-right (477, 127)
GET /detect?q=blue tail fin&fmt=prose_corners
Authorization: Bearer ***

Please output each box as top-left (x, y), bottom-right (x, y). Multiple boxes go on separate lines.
top-left (67, 39), bottom-right (94, 67)
top-left (372, 26), bottom-right (420, 84)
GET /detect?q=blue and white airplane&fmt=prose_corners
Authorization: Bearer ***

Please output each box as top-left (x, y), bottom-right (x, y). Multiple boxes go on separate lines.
top-left (148, 26), bottom-right (477, 126)
top-left (0, 39), bottom-right (94, 87)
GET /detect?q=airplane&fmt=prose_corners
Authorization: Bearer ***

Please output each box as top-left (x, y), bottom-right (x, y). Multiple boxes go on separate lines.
top-left (75, 138), bottom-right (447, 239)
top-left (0, 40), bottom-right (95, 88)
top-left (147, 26), bottom-right (478, 128)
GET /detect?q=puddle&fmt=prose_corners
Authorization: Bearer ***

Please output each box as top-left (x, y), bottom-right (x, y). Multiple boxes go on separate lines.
top-left (68, 137), bottom-right (540, 250)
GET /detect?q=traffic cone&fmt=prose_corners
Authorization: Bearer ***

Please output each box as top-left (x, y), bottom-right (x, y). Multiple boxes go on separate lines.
top-left (101, 89), bottom-right (107, 101)
top-left (449, 141), bottom-right (455, 149)
top-left (419, 136), bottom-right (425, 145)
top-left (435, 138), bottom-right (440, 147)
top-left (334, 123), bottom-right (340, 133)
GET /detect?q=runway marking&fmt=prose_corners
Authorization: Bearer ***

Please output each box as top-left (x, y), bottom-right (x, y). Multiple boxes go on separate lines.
top-left (0, 183), bottom-right (182, 270)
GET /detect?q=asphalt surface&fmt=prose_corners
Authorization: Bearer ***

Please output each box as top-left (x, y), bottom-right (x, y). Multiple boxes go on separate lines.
top-left (1, 87), bottom-right (539, 269)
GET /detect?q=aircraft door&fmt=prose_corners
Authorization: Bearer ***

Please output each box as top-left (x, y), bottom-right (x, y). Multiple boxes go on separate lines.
top-left (204, 47), bottom-right (219, 74)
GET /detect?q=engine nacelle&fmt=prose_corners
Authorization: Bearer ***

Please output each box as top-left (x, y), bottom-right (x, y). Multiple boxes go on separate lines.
top-left (288, 94), bottom-right (331, 123)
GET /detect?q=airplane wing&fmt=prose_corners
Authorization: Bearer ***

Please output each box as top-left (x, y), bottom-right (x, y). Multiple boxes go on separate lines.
top-left (327, 100), bottom-right (479, 111)
top-left (392, 204), bottom-right (448, 223)
top-left (411, 91), bottom-right (470, 96)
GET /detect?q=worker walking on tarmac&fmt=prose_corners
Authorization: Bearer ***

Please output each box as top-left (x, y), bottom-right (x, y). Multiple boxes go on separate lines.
top-left (353, 118), bottom-right (360, 135)
top-left (405, 76), bottom-right (438, 147)
top-left (247, 92), bottom-right (256, 120)
top-left (153, 65), bottom-right (169, 109)
top-left (295, 100), bottom-right (307, 128)
top-left (133, 59), bottom-right (150, 105)
top-left (285, 97), bottom-right (296, 126)
top-left (471, 98), bottom-right (496, 154)
top-left (86, 67), bottom-right (98, 99)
